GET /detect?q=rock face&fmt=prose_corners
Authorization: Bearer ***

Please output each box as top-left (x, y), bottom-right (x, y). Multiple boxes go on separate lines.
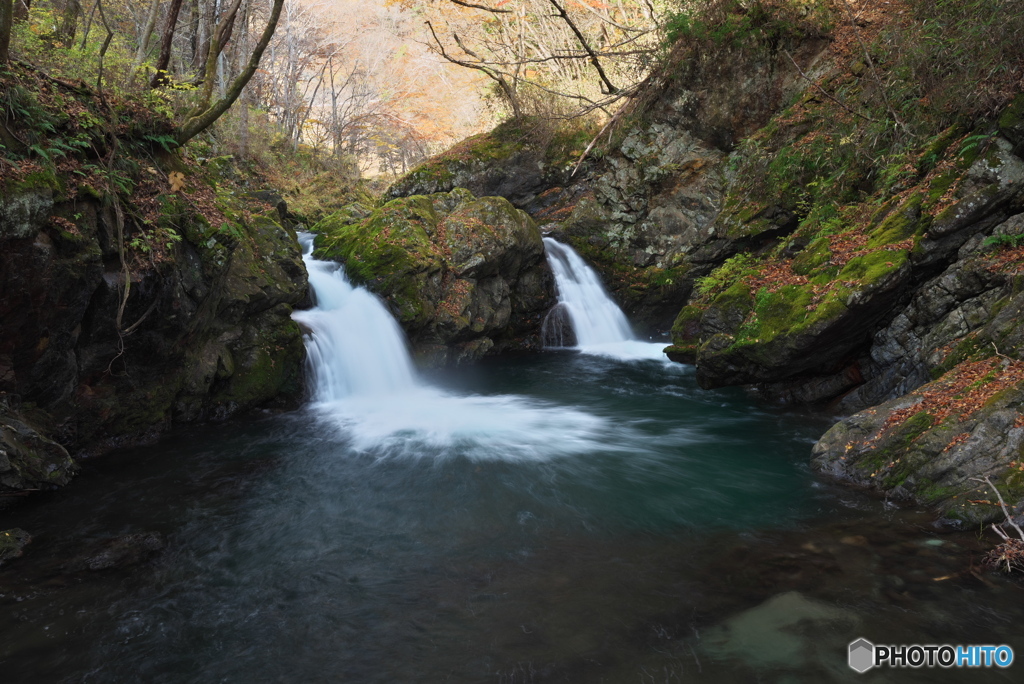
top-left (0, 174), bottom-right (308, 492)
top-left (0, 403), bottom-right (77, 490)
top-left (313, 189), bottom-right (555, 366)
top-left (385, 117), bottom-right (589, 208)
top-left (386, 36), bottom-right (828, 334)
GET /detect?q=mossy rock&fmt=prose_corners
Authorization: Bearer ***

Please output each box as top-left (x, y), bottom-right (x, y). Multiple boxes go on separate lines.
top-left (0, 407), bottom-right (78, 491)
top-left (0, 528), bottom-right (31, 566)
top-left (998, 94), bottom-right (1024, 151)
top-left (866, 194), bottom-right (927, 248)
top-left (312, 189), bottom-right (553, 365)
top-left (813, 378), bottom-right (1024, 523)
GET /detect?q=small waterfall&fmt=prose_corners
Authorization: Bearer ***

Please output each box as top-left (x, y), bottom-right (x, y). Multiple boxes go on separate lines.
top-left (543, 237), bottom-right (667, 361)
top-left (543, 238), bottom-right (634, 346)
top-left (291, 234), bottom-right (417, 401)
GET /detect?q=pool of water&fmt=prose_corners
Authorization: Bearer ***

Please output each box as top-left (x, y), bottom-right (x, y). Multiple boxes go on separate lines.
top-left (0, 352), bottom-right (1021, 683)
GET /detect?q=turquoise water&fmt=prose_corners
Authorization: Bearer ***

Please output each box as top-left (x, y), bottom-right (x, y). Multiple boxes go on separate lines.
top-left (0, 352), bottom-right (1020, 683)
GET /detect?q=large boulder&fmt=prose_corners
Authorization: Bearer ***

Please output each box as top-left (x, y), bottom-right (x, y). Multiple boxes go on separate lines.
top-left (385, 118), bottom-right (593, 208)
top-left (0, 404), bottom-right (77, 490)
top-left (313, 189), bottom-right (555, 365)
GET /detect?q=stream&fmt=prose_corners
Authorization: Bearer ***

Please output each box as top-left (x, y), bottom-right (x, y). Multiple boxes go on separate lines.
top-left (0, 239), bottom-right (1021, 683)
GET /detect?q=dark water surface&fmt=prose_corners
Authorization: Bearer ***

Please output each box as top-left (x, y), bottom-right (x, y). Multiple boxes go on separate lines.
top-left (1, 352), bottom-right (1021, 683)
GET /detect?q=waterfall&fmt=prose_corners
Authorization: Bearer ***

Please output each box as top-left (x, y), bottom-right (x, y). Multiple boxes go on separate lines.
top-left (543, 238), bottom-right (667, 361)
top-left (290, 234), bottom-right (610, 460)
top-left (291, 234), bottom-right (418, 401)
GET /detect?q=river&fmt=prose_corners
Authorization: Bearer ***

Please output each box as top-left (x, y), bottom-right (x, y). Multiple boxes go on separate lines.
top-left (0, 239), bottom-right (1020, 683)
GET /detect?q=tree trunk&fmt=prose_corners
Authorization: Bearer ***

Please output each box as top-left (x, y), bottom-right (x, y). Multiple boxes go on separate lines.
top-left (151, 0), bottom-right (186, 87)
top-left (57, 0), bottom-right (81, 46)
top-left (175, 0), bottom-right (284, 145)
top-left (132, 0), bottom-right (161, 68)
top-left (0, 0), bottom-right (12, 63)
top-left (12, 0), bottom-right (27, 23)
top-left (195, 0), bottom-right (241, 98)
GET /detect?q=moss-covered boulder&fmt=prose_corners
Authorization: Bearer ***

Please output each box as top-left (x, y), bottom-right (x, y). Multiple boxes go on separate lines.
top-left (813, 361), bottom-right (1024, 524)
top-left (0, 528), bottom-right (31, 566)
top-left (0, 406), bottom-right (77, 490)
top-left (313, 189), bottom-right (554, 365)
top-left (385, 118), bottom-right (595, 207)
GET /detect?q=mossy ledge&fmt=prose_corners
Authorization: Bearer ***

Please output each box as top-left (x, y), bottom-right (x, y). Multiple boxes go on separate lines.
top-left (312, 189), bottom-right (555, 367)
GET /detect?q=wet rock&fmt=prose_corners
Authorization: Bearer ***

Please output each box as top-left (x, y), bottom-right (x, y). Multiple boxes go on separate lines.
top-left (64, 532), bottom-right (165, 572)
top-left (0, 176), bottom-right (309, 488)
top-left (0, 405), bottom-right (77, 491)
top-left (701, 592), bottom-right (856, 669)
top-left (813, 378), bottom-right (1024, 524)
top-left (0, 528), bottom-right (31, 566)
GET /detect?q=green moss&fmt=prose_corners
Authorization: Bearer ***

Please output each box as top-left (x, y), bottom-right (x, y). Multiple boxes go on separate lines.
top-left (927, 170), bottom-right (959, 204)
top-left (5, 168), bottom-right (64, 197)
top-left (867, 194), bottom-right (925, 247)
top-left (792, 236), bottom-right (832, 275)
top-left (918, 480), bottom-right (957, 504)
top-left (934, 334), bottom-right (988, 376)
top-left (837, 247), bottom-right (908, 286)
top-left (998, 94), bottom-right (1024, 133)
top-left (918, 125), bottom-right (965, 174)
top-left (671, 305), bottom-right (705, 345)
top-left (735, 283), bottom-right (815, 344)
top-left (314, 195), bottom-right (440, 283)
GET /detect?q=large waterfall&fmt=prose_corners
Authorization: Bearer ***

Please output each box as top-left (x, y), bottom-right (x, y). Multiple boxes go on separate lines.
top-left (290, 234), bottom-right (610, 460)
top-left (543, 238), bottom-right (668, 361)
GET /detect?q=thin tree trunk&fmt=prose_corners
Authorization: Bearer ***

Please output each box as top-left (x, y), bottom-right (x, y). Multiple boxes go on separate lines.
top-left (0, 0), bottom-right (13, 64)
top-left (55, 0), bottom-right (81, 45)
top-left (132, 0), bottom-right (161, 69)
top-left (151, 0), bottom-right (185, 87)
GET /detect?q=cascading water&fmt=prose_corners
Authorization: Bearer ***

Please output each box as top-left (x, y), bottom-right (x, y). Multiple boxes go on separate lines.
top-left (543, 237), bottom-right (668, 361)
top-left (290, 234), bottom-right (611, 459)
top-left (291, 234), bottom-right (417, 401)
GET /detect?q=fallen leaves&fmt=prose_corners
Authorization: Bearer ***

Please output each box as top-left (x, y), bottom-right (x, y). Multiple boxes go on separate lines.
top-left (881, 357), bottom-right (1024, 437)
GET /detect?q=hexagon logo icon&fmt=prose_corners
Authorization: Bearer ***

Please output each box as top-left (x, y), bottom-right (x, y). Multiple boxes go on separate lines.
top-left (849, 638), bottom-right (875, 673)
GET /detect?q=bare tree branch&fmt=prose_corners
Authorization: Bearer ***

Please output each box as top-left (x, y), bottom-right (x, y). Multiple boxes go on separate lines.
top-left (426, 19), bottom-right (522, 117)
top-left (448, 0), bottom-right (512, 13)
top-left (547, 0), bottom-right (617, 94)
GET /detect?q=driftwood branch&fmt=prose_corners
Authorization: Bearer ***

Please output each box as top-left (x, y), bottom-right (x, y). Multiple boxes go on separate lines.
top-left (972, 476), bottom-right (1024, 541)
top-left (570, 92), bottom-right (635, 177)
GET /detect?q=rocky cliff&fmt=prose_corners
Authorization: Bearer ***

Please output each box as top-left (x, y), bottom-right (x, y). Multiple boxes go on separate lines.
top-left (0, 65), bottom-right (308, 495)
top-left (387, 0), bottom-right (1024, 524)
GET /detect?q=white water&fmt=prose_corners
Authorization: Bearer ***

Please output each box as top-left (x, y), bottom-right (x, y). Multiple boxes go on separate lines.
top-left (291, 234), bottom-right (614, 460)
top-left (543, 238), bottom-right (668, 362)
